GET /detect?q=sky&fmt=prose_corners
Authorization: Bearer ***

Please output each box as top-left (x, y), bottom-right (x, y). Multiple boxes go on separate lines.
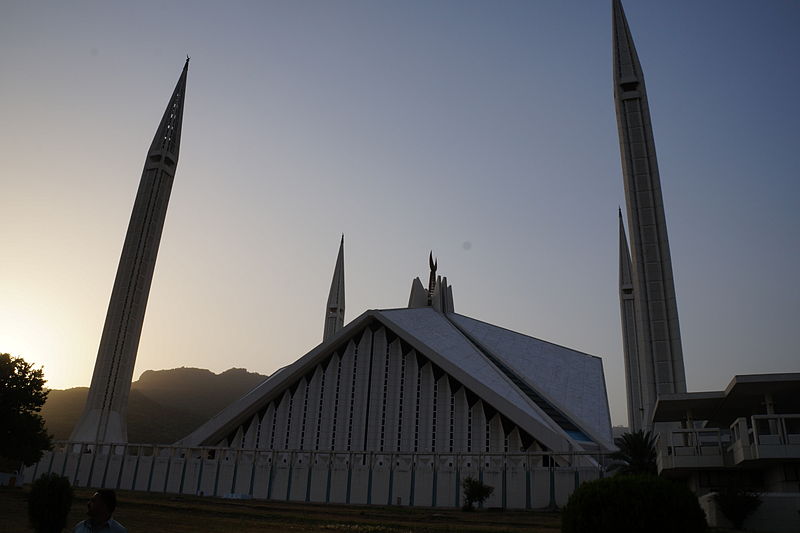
top-left (1, 1), bottom-right (798, 426)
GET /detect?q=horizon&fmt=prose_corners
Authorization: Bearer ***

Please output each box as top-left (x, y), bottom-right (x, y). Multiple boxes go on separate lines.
top-left (2, 1), bottom-right (798, 426)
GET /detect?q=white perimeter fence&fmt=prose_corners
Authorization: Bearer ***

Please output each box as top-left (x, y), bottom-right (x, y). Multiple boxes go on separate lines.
top-left (24, 442), bottom-right (611, 509)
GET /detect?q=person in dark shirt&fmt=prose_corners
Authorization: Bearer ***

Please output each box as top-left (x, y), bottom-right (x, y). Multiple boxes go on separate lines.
top-left (72, 489), bottom-right (127, 532)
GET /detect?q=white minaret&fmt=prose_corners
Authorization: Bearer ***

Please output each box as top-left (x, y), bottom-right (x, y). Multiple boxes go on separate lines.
top-left (323, 235), bottom-right (345, 342)
top-left (71, 59), bottom-right (188, 443)
top-left (613, 0), bottom-right (686, 430)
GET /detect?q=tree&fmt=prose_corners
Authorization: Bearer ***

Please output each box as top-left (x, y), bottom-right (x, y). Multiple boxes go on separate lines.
top-left (28, 473), bottom-right (73, 533)
top-left (562, 475), bottom-right (707, 533)
top-left (462, 476), bottom-right (494, 511)
top-left (0, 353), bottom-right (53, 467)
top-left (609, 429), bottom-right (658, 476)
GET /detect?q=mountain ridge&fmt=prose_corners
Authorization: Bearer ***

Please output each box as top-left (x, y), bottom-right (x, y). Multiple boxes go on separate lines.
top-left (41, 367), bottom-right (267, 444)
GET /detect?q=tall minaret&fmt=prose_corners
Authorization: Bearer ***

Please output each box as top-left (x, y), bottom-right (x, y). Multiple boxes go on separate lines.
top-left (619, 209), bottom-right (644, 431)
top-left (71, 59), bottom-right (189, 443)
top-left (322, 235), bottom-right (345, 342)
top-left (613, 0), bottom-right (686, 429)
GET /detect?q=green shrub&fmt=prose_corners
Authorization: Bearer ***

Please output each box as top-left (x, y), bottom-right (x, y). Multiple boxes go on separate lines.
top-left (715, 486), bottom-right (761, 530)
top-left (462, 476), bottom-right (494, 511)
top-left (561, 475), bottom-right (706, 533)
top-left (609, 430), bottom-right (658, 476)
top-left (27, 473), bottom-right (73, 533)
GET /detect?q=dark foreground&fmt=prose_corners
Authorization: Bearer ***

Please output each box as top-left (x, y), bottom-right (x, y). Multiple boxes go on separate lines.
top-left (1, 487), bottom-right (560, 532)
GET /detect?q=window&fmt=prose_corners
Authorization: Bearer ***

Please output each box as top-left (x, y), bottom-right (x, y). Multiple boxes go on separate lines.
top-left (347, 347), bottom-right (358, 451)
top-left (269, 402), bottom-right (277, 450)
top-left (432, 379), bottom-right (438, 451)
top-left (449, 393), bottom-right (455, 452)
top-left (331, 356), bottom-right (343, 450)
top-left (397, 354), bottom-right (406, 451)
top-left (414, 366), bottom-right (421, 452)
top-left (285, 396), bottom-right (293, 450)
top-left (315, 369), bottom-right (325, 450)
top-left (467, 407), bottom-right (472, 453)
top-left (379, 346), bottom-right (390, 451)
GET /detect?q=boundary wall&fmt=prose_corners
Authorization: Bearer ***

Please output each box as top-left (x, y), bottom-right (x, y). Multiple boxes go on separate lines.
top-left (24, 442), bottom-right (609, 509)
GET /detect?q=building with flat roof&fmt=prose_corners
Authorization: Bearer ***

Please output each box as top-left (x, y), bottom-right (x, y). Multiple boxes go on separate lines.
top-left (653, 374), bottom-right (800, 531)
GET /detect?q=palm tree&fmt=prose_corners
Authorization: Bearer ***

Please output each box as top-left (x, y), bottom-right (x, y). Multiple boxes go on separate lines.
top-left (609, 430), bottom-right (658, 475)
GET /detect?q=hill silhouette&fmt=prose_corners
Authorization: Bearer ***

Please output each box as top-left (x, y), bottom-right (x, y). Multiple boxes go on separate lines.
top-left (42, 367), bottom-right (267, 444)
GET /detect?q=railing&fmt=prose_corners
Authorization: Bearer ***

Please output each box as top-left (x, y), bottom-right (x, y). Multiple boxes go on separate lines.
top-left (658, 414), bottom-right (800, 469)
top-left (750, 414), bottom-right (800, 446)
top-left (656, 428), bottom-right (729, 471)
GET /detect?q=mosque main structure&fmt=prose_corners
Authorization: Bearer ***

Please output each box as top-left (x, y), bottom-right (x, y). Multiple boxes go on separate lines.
top-left (32, 1), bottom-right (686, 508)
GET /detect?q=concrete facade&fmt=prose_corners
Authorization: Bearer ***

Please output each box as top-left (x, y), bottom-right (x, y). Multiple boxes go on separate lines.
top-left (71, 60), bottom-right (189, 444)
top-left (613, 0), bottom-right (686, 431)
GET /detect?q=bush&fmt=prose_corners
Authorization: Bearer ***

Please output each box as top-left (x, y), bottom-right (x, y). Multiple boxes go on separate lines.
top-left (28, 473), bottom-right (73, 533)
top-left (715, 486), bottom-right (761, 530)
top-left (561, 475), bottom-right (706, 533)
top-left (462, 476), bottom-right (494, 511)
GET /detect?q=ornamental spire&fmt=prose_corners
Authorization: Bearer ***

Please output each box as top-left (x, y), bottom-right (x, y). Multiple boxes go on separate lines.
top-left (427, 252), bottom-right (437, 306)
top-left (323, 235), bottom-right (346, 342)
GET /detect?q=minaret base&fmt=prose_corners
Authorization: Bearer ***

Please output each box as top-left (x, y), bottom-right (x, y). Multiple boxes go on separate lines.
top-left (70, 409), bottom-right (127, 444)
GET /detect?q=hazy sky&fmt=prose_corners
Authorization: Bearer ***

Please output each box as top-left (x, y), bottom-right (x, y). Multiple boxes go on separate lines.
top-left (1, 1), bottom-right (798, 426)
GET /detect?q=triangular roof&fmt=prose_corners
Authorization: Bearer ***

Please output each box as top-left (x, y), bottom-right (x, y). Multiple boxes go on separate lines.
top-left (179, 307), bottom-right (612, 452)
top-left (446, 313), bottom-right (612, 445)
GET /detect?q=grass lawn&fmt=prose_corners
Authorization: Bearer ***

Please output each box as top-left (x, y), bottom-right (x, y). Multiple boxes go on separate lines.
top-left (1, 486), bottom-right (561, 532)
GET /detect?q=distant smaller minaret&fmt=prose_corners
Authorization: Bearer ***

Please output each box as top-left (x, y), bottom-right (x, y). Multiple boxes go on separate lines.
top-left (619, 209), bottom-right (644, 431)
top-left (427, 252), bottom-right (437, 306)
top-left (323, 235), bottom-right (345, 342)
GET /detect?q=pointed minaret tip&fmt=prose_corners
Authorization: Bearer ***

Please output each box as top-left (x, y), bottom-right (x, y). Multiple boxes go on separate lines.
top-left (612, 0), bottom-right (643, 90)
top-left (147, 60), bottom-right (188, 163)
top-left (323, 235), bottom-right (346, 342)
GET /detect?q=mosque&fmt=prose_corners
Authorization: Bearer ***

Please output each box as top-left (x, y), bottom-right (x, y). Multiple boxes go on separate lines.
top-left (24, 1), bottom-right (648, 509)
top-left (30, 3), bottom-right (799, 519)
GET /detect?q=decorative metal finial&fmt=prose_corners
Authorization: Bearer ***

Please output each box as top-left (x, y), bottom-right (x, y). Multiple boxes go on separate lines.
top-left (427, 252), bottom-right (437, 306)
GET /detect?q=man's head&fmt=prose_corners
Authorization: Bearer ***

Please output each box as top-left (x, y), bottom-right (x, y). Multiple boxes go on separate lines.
top-left (87, 489), bottom-right (117, 523)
